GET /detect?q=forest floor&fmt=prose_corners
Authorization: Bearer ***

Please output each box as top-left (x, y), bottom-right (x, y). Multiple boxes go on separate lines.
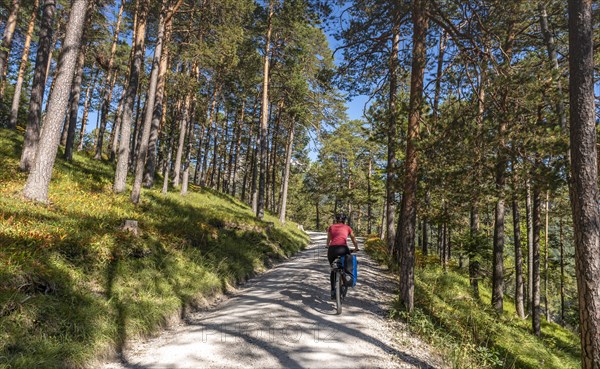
top-left (100, 231), bottom-right (446, 369)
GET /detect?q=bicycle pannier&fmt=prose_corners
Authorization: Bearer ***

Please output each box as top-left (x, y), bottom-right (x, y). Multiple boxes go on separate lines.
top-left (342, 254), bottom-right (358, 287)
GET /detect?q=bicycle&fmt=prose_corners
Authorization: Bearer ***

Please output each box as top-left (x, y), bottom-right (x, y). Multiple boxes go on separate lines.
top-left (330, 249), bottom-right (357, 315)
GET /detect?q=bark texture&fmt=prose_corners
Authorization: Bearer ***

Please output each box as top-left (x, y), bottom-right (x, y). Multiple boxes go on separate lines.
top-left (94, 0), bottom-right (124, 160)
top-left (113, 1), bottom-right (148, 193)
top-left (568, 0), bottom-right (600, 366)
top-left (0, 0), bottom-right (21, 96)
top-left (23, 0), bottom-right (90, 202)
top-left (8, 0), bottom-right (38, 129)
top-left (398, 0), bottom-right (428, 312)
top-left (20, 0), bottom-right (56, 171)
top-left (256, 0), bottom-right (273, 219)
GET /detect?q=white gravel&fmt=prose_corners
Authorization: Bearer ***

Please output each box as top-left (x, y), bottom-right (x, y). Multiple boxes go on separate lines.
top-left (100, 231), bottom-right (446, 369)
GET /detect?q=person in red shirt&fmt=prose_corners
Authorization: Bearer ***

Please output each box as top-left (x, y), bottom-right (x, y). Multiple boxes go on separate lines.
top-left (326, 213), bottom-right (359, 299)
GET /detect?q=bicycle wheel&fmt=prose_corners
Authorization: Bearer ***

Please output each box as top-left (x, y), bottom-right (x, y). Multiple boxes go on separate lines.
top-left (335, 270), bottom-right (342, 315)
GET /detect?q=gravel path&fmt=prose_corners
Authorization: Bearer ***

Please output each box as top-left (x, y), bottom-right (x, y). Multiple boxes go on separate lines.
top-left (101, 231), bottom-right (445, 369)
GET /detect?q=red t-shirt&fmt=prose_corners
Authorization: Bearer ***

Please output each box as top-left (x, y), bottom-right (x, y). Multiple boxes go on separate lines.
top-left (328, 223), bottom-right (352, 246)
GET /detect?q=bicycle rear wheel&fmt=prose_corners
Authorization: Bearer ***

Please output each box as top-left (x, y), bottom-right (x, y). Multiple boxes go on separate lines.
top-left (335, 270), bottom-right (342, 315)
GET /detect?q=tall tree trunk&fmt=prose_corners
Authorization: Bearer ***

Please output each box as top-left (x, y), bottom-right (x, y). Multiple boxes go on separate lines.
top-left (144, 1), bottom-right (180, 187)
top-left (492, 121), bottom-right (507, 313)
top-left (130, 93), bottom-right (146, 169)
top-left (173, 87), bottom-right (191, 187)
top-left (568, 1), bottom-right (600, 364)
top-left (94, 0), bottom-right (125, 160)
top-left (64, 43), bottom-right (87, 160)
top-left (131, 2), bottom-right (181, 203)
top-left (161, 118), bottom-right (175, 194)
top-left (526, 180), bottom-right (534, 313)
top-left (209, 103), bottom-right (220, 188)
top-left (398, 0), bottom-right (428, 312)
top-left (559, 218), bottom-right (565, 325)
top-left (386, 17), bottom-right (400, 254)
top-left (270, 101), bottom-right (283, 213)
top-left (513, 196), bottom-right (525, 319)
top-left (108, 83), bottom-right (126, 157)
top-left (367, 155), bottom-right (373, 234)
top-left (257, 0), bottom-right (274, 219)
top-left (23, 0), bottom-right (90, 202)
top-left (532, 185), bottom-right (542, 336)
top-left (279, 119), bottom-right (294, 224)
top-left (0, 0), bottom-right (21, 97)
top-left (539, 2), bottom-right (567, 132)
top-left (20, 0), bottom-right (56, 171)
top-left (241, 103), bottom-right (256, 201)
top-left (8, 0), bottom-right (38, 129)
top-left (469, 206), bottom-right (480, 299)
top-left (77, 66), bottom-right (99, 151)
top-left (231, 100), bottom-right (245, 196)
top-left (180, 94), bottom-right (194, 195)
top-left (113, 1), bottom-right (148, 193)
top-left (544, 191), bottom-right (550, 321)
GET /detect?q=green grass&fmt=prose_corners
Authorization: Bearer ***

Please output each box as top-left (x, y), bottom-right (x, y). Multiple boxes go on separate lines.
top-left (0, 128), bottom-right (309, 369)
top-left (364, 236), bottom-right (581, 369)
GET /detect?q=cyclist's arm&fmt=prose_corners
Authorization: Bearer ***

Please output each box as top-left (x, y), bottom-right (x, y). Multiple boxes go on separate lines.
top-left (326, 228), bottom-right (331, 247)
top-left (349, 230), bottom-right (359, 251)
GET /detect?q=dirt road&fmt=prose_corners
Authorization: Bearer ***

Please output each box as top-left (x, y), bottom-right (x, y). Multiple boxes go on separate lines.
top-left (102, 231), bottom-right (444, 369)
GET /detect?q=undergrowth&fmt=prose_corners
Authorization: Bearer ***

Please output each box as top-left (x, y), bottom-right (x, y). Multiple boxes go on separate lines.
top-left (0, 128), bottom-right (309, 368)
top-left (364, 235), bottom-right (581, 369)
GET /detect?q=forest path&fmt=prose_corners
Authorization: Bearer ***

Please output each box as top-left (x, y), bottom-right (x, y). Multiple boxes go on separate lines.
top-left (101, 231), bottom-right (444, 369)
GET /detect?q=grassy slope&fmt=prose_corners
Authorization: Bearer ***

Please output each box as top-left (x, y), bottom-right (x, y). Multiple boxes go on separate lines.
top-left (364, 236), bottom-right (581, 369)
top-left (0, 129), bottom-right (309, 369)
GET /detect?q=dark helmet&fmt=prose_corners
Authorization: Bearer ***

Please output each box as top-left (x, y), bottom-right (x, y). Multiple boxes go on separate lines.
top-left (335, 213), bottom-right (347, 223)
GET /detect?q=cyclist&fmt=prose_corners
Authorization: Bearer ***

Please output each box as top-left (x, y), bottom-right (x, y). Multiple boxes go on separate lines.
top-left (326, 213), bottom-right (359, 299)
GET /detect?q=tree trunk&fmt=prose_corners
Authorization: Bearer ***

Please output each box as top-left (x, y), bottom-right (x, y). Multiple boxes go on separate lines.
top-left (8, 0), bottom-right (38, 129)
top-left (180, 94), bottom-right (194, 196)
top-left (539, 2), bottom-right (567, 132)
top-left (231, 100), bottom-right (245, 196)
top-left (64, 43), bottom-right (87, 161)
top-left (559, 218), bottom-right (565, 325)
top-left (144, 1), bottom-right (180, 187)
top-left (398, 0), bottom-right (428, 312)
top-left (492, 121), bottom-right (507, 314)
top-left (532, 185), bottom-right (542, 336)
top-left (544, 191), bottom-right (550, 322)
top-left (568, 1), bottom-right (600, 364)
top-left (108, 83), bottom-right (126, 157)
top-left (77, 65), bottom-right (99, 151)
top-left (23, 0), bottom-right (90, 202)
top-left (513, 196), bottom-right (525, 319)
top-left (131, 2), bottom-right (179, 203)
top-left (257, 0), bottom-right (274, 220)
top-left (94, 0), bottom-right (125, 160)
top-left (173, 88), bottom-right (191, 188)
top-left (241, 102), bottom-right (256, 201)
top-left (526, 180), bottom-right (534, 313)
top-left (386, 17), bottom-right (400, 255)
top-left (278, 120), bottom-right (294, 224)
top-left (113, 1), bottom-right (148, 193)
top-left (0, 0), bottom-right (21, 97)
top-left (130, 93), bottom-right (146, 169)
top-left (161, 118), bottom-right (175, 194)
top-left (271, 102), bottom-right (283, 213)
top-left (20, 0), bottom-right (56, 171)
